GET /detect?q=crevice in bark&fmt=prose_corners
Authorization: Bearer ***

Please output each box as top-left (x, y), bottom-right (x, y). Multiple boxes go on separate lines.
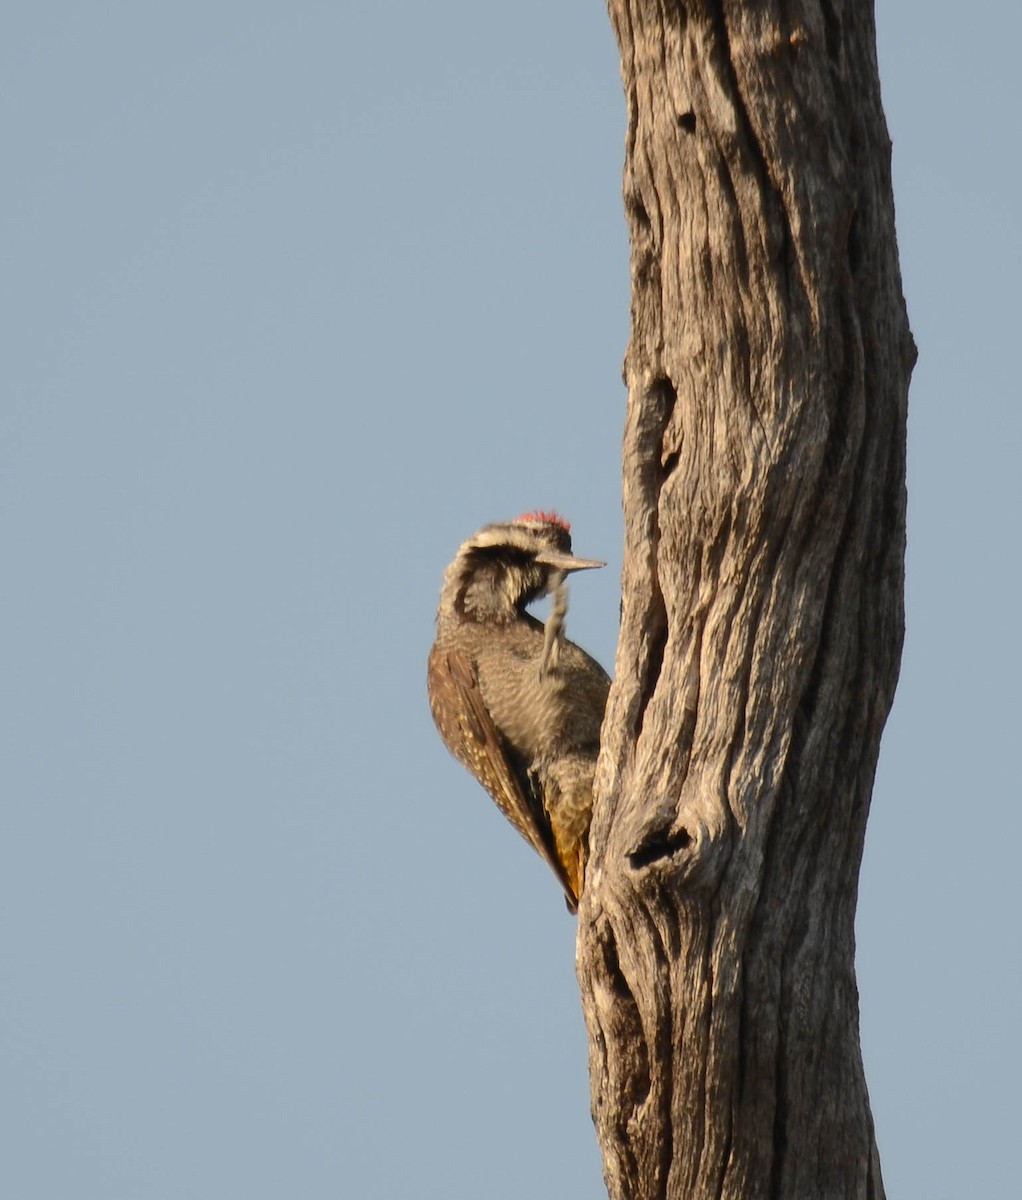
top-left (768, 965), bottom-right (790, 1200)
top-left (714, 1115), bottom-right (733, 1200)
top-left (846, 205), bottom-right (862, 275)
top-left (734, 942), bottom-right (752, 1111)
top-left (720, 562), bottom-right (769, 814)
top-left (706, 6), bottom-right (773, 205)
top-left (712, 150), bottom-right (750, 290)
top-left (774, 199), bottom-right (801, 332)
top-left (646, 910), bottom-right (675, 1200)
top-left (636, 577), bottom-right (669, 741)
top-left (712, 4), bottom-right (818, 320)
top-left (703, 508), bottom-right (732, 576)
top-left (820, 0), bottom-right (844, 65)
top-left (794, 412), bottom-right (867, 764)
top-left (628, 191), bottom-right (660, 292)
top-left (628, 824), bottom-right (692, 870)
top-left (706, 929), bottom-right (736, 1198)
top-left (649, 374), bottom-right (677, 451)
top-left (591, 919), bottom-right (650, 1197)
top-left (689, 937), bottom-right (713, 1190)
top-left (673, 608), bottom-right (704, 793)
top-left (628, 192), bottom-right (653, 231)
top-left (633, 374), bottom-right (676, 741)
top-left (823, 300), bottom-right (863, 483)
top-left (602, 919), bottom-right (637, 999)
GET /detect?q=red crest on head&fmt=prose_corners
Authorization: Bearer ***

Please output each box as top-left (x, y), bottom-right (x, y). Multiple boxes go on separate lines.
top-left (513, 510), bottom-right (571, 533)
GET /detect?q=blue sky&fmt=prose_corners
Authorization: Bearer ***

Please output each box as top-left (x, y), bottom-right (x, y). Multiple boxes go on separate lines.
top-left (2, 3), bottom-right (1018, 1198)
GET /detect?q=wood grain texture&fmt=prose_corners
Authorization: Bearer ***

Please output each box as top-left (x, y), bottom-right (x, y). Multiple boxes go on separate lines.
top-left (576, 1), bottom-right (914, 1197)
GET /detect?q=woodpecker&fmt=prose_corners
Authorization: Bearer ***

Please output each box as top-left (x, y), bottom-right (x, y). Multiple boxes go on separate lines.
top-left (427, 512), bottom-right (610, 910)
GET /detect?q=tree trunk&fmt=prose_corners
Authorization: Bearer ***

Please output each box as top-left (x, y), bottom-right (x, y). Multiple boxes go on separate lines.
top-left (576, 2), bottom-right (914, 1198)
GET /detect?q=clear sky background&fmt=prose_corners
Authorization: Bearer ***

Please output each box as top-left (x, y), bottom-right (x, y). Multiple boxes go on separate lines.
top-left (2, 3), bottom-right (1018, 1198)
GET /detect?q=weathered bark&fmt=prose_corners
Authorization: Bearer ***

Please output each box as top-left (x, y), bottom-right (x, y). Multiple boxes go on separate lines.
top-left (576, 2), bottom-right (914, 1198)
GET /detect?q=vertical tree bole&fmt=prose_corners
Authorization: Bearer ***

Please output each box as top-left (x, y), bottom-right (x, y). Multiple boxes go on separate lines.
top-left (576, 2), bottom-right (914, 1197)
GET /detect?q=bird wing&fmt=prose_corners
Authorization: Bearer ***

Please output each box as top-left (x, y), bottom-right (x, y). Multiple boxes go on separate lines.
top-left (427, 643), bottom-right (575, 904)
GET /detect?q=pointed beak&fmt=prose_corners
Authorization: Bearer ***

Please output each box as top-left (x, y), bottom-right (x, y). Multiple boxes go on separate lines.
top-left (534, 550), bottom-right (606, 573)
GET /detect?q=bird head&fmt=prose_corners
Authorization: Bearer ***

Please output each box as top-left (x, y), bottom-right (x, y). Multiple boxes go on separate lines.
top-left (439, 511), bottom-right (605, 623)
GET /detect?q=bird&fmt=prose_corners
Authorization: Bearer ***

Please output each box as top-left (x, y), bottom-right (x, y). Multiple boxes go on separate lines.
top-left (427, 511), bottom-right (611, 910)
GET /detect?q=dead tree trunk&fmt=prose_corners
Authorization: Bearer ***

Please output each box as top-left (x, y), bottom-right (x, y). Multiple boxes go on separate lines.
top-left (576, 3), bottom-right (914, 1198)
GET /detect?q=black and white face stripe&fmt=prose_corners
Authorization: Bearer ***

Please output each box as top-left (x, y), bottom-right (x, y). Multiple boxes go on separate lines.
top-left (436, 515), bottom-right (602, 626)
top-left (466, 519), bottom-right (573, 558)
top-left (439, 521), bottom-right (570, 623)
